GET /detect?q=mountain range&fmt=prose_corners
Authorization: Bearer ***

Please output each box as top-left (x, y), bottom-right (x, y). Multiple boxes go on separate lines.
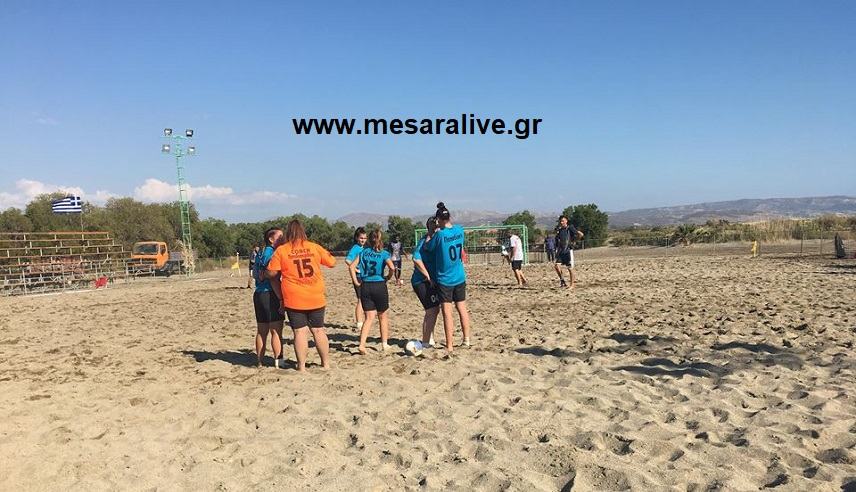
top-left (337, 196), bottom-right (856, 229)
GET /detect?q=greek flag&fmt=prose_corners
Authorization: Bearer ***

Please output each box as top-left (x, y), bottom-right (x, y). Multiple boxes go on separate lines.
top-left (51, 195), bottom-right (83, 214)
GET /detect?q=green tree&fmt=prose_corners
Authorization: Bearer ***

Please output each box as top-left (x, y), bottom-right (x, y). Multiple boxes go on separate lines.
top-left (329, 220), bottom-right (355, 251)
top-left (158, 202), bottom-right (200, 244)
top-left (364, 222), bottom-right (383, 235)
top-left (502, 210), bottom-right (537, 241)
top-left (195, 218), bottom-right (235, 257)
top-left (231, 222), bottom-right (267, 256)
top-left (387, 215), bottom-right (416, 248)
top-left (25, 193), bottom-right (76, 231)
top-left (103, 198), bottom-right (176, 247)
top-left (0, 208), bottom-right (34, 232)
top-left (560, 204), bottom-right (609, 247)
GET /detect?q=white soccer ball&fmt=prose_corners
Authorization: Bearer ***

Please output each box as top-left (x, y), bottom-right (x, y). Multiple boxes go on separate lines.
top-left (405, 340), bottom-right (424, 356)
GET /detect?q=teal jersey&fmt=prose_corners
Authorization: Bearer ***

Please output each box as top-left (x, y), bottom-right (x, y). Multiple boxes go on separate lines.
top-left (346, 243), bottom-right (362, 272)
top-left (423, 225), bottom-right (466, 286)
top-left (411, 236), bottom-right (438, 285)
top-left (358, 247), bottom-right (391, 282)
top-left (253, 246), bottom-right (276, 292)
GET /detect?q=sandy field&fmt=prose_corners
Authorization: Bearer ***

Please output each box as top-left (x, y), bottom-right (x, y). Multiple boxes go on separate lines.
top-left (1, 251), bottom-right (854, 491)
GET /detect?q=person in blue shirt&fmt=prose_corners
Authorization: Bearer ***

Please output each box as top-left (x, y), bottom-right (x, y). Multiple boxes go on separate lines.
top-left (544, 234), bottom-right (556, 262)
top-left (345, 227), bottom-right (368, 330)
top-left (348, 228), bottom-right (396, 354)
top-left (411, 217), bottom-right (441, 347)
top-left (252, 227), bottom-right (285, 368)
top-left (422, 202), bottom-right (472, 354)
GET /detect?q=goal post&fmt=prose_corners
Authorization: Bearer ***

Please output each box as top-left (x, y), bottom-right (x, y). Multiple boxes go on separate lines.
top-left (414, 224), bottom-right (529, 265)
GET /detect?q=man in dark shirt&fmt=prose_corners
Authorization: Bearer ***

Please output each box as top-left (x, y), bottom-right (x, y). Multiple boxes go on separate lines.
top-left (544, 234), bottom-right (556, 262)
top-left (247, 245), bottom-right (260, 289)
top-left (553, 215), bottom-right (584, 289)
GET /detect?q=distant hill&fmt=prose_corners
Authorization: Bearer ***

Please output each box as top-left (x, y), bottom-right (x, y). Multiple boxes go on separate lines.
top-left (607, 196), bottom-right (856, 228)
top-left (338, 196), bottom-right (856, 230)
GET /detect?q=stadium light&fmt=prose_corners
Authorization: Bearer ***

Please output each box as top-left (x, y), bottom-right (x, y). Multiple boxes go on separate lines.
top-left (161, 125), bottom-right (198, 275)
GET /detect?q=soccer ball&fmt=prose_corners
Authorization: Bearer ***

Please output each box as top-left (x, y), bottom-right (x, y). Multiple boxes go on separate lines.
top-left (404, 340), bottom-right (423, 356)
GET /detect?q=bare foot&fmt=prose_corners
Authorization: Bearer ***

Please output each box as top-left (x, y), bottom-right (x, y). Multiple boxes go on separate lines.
top-left (296, 365), bottom-right (306, 372)
top-left (357, 345), bottom-right (367, 355)
top-left (321, 364), bottom-right (331, 370)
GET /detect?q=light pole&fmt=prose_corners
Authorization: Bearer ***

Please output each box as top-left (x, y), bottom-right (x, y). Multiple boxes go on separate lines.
top-left (161, 128), bottom-right (196, 274)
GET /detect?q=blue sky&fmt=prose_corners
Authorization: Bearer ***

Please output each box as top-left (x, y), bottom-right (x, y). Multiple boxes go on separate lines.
top-left (1, 0), bottom-right (854, 221)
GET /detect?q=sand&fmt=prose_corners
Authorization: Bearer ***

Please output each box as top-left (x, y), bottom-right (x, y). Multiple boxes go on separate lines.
top-left (1, 251), bottom-right (854, 491)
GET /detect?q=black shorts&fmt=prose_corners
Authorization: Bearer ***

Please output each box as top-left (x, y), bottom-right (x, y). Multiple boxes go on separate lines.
top-left (546, 249), bottom-right (555, 261)
top-left (412, 281), bottom-right (440, 310)
top-left (253, 291), bottom-right (284, 323)
top-left (285, 307), bottom-right (325, 329)
top-left (511, 260), bottom-right (523, 271)
top-left (556, 250), bottom-right (575, 267)
top-left (393, 260), bottom-right (402, 270)
top-left (438, 282), bottom-right (466, 303)
top-left (360, 281), bottom-right (390, 312)
top-left (352, 282), bottom-right (361, 299)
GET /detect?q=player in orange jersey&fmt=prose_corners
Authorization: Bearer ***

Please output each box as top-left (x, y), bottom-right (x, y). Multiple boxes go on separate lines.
top-left (266, 219), bottom-right (337, 372)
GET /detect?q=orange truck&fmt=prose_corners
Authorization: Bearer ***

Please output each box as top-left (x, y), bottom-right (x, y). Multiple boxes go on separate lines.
top-left (129, 241), bottom-right (184, 275)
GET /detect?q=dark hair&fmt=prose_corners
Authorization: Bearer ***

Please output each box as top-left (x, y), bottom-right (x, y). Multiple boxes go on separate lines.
top-left (435, 202), bottom-right (451, 221)
top-left (391, 235), bottom-right (399, 243)
top-left (285, 219), bottom-right (308, 244)
top-left (368, 228), bottom-right (383, 251)
top-left (559, 215), bottom-right (568, 222)
top-left (425, 217), bottom-right (439, 231)
top-left (353, 227), bottom-right (366, 243)
top-left (263, 227), bottom-right (281, 246)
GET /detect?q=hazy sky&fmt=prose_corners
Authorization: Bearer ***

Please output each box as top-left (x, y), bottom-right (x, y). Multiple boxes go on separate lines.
top-left (1, 1), bottom-right (854, 221)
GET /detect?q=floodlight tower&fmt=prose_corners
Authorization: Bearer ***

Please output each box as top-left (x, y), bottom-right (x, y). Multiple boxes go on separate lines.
top-left (161, 128), bottom-right (197, 274)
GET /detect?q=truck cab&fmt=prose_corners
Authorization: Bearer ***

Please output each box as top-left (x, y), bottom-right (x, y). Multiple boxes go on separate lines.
top-left (131, 241), bottom-right (169, 268)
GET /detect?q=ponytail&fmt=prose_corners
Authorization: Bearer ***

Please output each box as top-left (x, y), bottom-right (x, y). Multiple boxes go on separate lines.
top-left (368, 229), bottom-right (383, 251)
top-left (435, 201), bottom-right (451, 221)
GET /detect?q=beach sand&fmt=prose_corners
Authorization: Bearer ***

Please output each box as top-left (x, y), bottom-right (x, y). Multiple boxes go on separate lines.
top-left (1, 252), bottom-right (854, 490)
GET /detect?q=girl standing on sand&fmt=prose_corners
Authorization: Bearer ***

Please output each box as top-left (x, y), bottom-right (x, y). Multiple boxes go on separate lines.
top-left (265, 220), bottom-right (337, 372)
top-left (411, 217), bottom-right (441, 348)
top-left (422, 202), bottom-right (472, 354)
top-left (345, 227), bottom-right (368, 330)
top-left (252, 228), bottom-right (284, 367)
top-left (349, 229), bottom-right (396, 354)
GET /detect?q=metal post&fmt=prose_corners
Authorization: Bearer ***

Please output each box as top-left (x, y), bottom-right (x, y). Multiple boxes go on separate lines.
top-left (522, 225), bottom-right (529, 265)
top-left (163, 128), bottom-right (197, 276)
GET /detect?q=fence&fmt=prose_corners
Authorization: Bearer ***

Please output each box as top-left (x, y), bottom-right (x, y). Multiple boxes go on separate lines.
top-left (524, 229), bottom-right (856, 262)
top-left (192, 229), bottom-right (856, 275)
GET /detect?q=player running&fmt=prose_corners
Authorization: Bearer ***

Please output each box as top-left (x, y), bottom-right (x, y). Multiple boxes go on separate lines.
top-left (266, 219), bottom-right (337, 372)
top-left (422, 202), bottom-right (472, 354)
top-left (345, 227), bottom-right (368, 330)
top-left (411, 217), bottom-right (441, 348)
top-left (349, 229), bottom-right (396, 354)
top-left (252, 228), bottom-right (284, 367)
top-left (554, 215), bottom-right (584, 289)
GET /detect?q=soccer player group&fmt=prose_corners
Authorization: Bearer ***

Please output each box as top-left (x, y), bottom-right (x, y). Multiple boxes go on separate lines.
top-left (250, 202), bottom-right (583, 371)
top-left (250, 202), bottom-right (471, 371)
